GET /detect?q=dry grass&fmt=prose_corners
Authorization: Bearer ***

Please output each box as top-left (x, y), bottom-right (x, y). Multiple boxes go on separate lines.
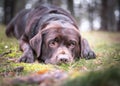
top-left (0, 24), bottom-right (120, 86)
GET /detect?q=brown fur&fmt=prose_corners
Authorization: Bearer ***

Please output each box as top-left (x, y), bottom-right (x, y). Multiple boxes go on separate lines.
top-left (6, 5), bottom-right (96, 64)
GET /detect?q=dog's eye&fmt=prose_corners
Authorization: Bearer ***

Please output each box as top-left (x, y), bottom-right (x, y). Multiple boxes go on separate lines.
top-left (49, 41), bottom-right (58, 48)
top-left (68, 40), bottom-right (76, 48)
top-left (49, 38), bottom-right (59, 48)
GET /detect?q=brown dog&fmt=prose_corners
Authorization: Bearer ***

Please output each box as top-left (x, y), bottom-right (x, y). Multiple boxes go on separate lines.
top-left (6, 5), bottom-right (96, 64)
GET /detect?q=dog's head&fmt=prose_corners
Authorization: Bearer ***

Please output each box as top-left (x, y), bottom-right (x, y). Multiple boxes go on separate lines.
top-left (30, 21), bottom-right (81, 64)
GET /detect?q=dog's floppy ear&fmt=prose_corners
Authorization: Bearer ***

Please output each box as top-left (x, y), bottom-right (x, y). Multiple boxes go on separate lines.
top-left (30, 32), bottom-right (42, 57)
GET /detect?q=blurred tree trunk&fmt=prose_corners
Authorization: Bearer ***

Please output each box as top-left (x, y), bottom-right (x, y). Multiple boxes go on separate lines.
top-left (67, 0), bottom-right (74, 16)
top-left (4, 0), bottom-right (26, 25)
top-left (36, 0), bottom-right (61, 6)
top-left (117, 0), bottom-right (120, 31)
top-left (48, 0), bottom-right (61, 6)
top-left (47, 0), bottom-right (52, 4)
top-left (100, 0), bottom-right (108, 31)
top-left (88, 4), bottom-right (94, 30)
top-left (100, 0), bottom-right (117, 31)
top-left (14, 0), bottom-right (26, 15)
top-left (34, 0), bottom-right (48, 7)
top-left (107, 0), bottom-right (117, 31)
top-left (4, 0), bottom-right (15, 24)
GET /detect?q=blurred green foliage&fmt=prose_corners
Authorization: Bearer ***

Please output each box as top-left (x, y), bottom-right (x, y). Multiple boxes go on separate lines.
top-left (0, 25), bottom-right (120, 86)
top-left (63, 67), bottom-right (120, 86)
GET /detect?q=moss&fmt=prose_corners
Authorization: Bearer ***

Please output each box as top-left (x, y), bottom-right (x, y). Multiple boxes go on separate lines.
top-left (63, 67), bottom-right (120, 86)
top-left (0, 25), bottom-right (120, 85)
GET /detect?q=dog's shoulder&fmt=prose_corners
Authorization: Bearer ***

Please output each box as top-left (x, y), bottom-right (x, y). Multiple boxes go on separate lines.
top-left (25, 5), bottom-right (78, 40)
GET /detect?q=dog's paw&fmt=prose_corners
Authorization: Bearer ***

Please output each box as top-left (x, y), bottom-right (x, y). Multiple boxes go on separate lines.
top-left (17, 52), bottom-right (34, 63)
top-left (82, 49), bottom-right (96, 60)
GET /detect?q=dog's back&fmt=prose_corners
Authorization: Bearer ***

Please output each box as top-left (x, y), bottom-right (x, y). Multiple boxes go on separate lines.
top-left (6, 5), bottom-right (78, 40)
top-left (5, 9), bottom-right (30, 39)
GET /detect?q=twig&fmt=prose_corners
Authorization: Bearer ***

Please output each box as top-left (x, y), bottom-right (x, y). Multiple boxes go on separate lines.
top-left (0, 50), bottom-right (12, 57)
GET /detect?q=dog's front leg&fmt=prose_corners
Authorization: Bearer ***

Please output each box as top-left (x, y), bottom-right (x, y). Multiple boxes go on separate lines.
top-left (81, 38), bottom-right (96, 59)
top-left (18, 38), bottom-right (34, 63)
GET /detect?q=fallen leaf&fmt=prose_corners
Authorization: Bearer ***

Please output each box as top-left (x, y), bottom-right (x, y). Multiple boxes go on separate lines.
top-left (37, 69), bottom-right (49, 75)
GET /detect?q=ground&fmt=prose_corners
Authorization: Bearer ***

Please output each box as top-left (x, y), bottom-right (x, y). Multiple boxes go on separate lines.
top-left (0, 24), bottom-right (120, 86)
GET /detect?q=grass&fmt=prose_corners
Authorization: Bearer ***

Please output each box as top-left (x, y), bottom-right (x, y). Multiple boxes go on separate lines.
top-left (0, 24), bottom-right (120, 86)
top-left (63, 67), bottom-right (120, 86)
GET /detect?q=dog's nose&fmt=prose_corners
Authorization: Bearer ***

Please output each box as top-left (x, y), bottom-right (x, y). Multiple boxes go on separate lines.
top-left (57, 54), bottom-right (69, 63)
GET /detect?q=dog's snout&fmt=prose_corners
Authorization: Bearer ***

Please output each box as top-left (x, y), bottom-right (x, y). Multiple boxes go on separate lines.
top-left (57, 54), bottom-right (69, 63)
top-left (61, 51), bottom-right (65, 54)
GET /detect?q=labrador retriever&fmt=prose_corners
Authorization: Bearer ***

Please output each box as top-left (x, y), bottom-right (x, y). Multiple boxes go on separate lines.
top-left (6, 5), bottom-right (96, 64)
